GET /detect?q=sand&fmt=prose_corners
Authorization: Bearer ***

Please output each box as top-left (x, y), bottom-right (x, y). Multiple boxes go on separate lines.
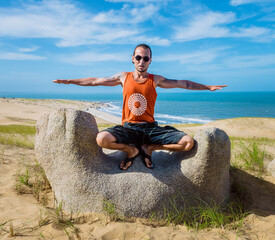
top-left (0, 97), bottom-right (120, 125)
top-left (184, 118), bottom-right (275, 140)
top-left (0, 97), bottom-right (275, 239)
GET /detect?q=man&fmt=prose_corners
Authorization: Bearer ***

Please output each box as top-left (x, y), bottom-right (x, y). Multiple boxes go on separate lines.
top-left (53, 44), bottom-right (227, 170)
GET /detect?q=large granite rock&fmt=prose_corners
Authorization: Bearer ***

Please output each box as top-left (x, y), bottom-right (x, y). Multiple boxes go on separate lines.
top-left (35, 108), bottom-right (231, 217)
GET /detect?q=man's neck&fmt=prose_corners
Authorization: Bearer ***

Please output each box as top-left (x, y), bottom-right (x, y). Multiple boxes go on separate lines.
top-left (133, 70), bottom-right (149, 80)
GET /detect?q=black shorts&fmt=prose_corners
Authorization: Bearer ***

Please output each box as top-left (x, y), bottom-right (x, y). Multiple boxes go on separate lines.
top-left (103, 121), bottom-right (186, 146)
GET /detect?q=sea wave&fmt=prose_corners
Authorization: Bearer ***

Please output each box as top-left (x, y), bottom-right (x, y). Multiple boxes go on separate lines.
top-left (155, 113), bottom-right (212, 124)
top-left (100, 102), bottom-right (122, 118)
top-left (99, 102), bottom-right (212, 124)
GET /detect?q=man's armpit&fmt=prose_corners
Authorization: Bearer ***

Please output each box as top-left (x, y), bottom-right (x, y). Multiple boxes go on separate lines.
top-left (105, 72), bottom-right (126, 85)
top-left (106, 72), bottom-right (122, 81)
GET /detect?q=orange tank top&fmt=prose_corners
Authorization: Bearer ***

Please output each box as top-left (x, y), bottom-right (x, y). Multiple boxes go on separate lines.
top-left (122, 72), bottom-right (157, 124)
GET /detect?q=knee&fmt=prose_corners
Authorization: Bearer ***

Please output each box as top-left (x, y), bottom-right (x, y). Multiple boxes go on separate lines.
top-left (96, 131), bottom-right (114, 148)
top-left (178, 135), bottom-right (194, 151)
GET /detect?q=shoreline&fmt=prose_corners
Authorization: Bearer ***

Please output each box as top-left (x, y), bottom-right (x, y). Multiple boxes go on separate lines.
top-left (1, 97), bottom-right (275, 139)
top-left (0, 97), bottom-right (119, 125)
top-left (2, 92), bottom-right (275, 124)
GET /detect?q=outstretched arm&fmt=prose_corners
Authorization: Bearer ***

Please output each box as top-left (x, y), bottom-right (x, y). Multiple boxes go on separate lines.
top-left (155, 75), bottom-right (227, 91)
top-left (53, 72), bottom-right (126, 87)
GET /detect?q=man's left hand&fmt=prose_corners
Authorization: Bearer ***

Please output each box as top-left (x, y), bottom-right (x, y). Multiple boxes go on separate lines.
top-left (208, 85), bottom-right (227, 91)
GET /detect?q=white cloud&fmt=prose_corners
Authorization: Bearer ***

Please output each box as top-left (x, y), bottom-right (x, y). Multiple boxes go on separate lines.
top-left (0, 0), bottom-right (169, 47)
top-left (154, 48), bottom-right (225, 65)
top-left (92, 4), bottom-right (159, 24)
top-left (131, 36), bottom-right (170, 46)
top-left (18, 46), bottom-right (40, 52)
top-left (174, 11), bottom-right (235, 42)
top-left (233, 26), bottom-right (272, 42)
top-left (0, 52), bottom-right (46, 60)
top-left (224, 54), bottom-right (275, 68)
top-left (173, 10), bottom-right (274, 42)
top-left (153, 47), bottom-right (275, 71)
top-left (59, 51), bottom-right (129, 65)
top-left (230, 0), bottom-right (273, 6)
top-left (105, 0), bottom-right (163, 3)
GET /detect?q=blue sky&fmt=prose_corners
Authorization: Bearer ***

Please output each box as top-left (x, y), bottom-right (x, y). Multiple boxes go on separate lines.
top-left (0, 0), bottom-right (275, 93)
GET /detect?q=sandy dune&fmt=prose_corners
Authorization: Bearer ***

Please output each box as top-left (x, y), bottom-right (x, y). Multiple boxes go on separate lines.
top-left (0, 98), bottom-right (275, 239)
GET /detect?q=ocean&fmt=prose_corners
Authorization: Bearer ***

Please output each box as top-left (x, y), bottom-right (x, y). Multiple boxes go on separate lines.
top-left (1, 91), bottom-right (275, 124)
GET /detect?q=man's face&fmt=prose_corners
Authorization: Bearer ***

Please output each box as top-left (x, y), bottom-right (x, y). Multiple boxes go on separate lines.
top-left (132, 47), bottom-right (151, 73)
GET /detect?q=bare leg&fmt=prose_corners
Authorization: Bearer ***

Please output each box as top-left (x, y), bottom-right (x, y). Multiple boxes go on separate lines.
top-left (141, 135), bottom-right (194, 167)
top-left (96, 131), bottom-right (139, 170)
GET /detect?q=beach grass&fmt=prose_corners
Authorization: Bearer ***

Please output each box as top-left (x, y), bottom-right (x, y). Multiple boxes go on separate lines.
top-left (0, 218), bottom-right (46, 238)
top-left (0, 125), bottom-right (36, 135)
top-left (15, 161), bottom-right (51, 206)
top-left (240, 141), bottom-right (266, 173)
top-left (45, 202), bottom-right (81, 239)
top-left (97, 123), bottom-right (116, 131)
top-left (0, 220), bottom-right (11, 238)
top-left (230, 136), bottom-right (274, 177)
top-left (0, 125), bottom-right (36, 149)
top-left (160, 196), bottom-right (248, 230)
top-left (100, 196), bottom-right (249, 231)
top-left (170, 123), bottom-right (203, 128)
top-left (103, 199), bottom-right (125, 222)
top-left (17, 168), bottom-right (31, 187)
top-left (0, 134), bottom-right (34, 149)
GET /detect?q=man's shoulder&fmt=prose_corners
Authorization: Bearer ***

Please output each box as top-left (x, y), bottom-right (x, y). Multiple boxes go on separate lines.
top-left (112, 71), bottom-right (128, 80)
top-left (116, 71), bottom-right (128, 77)
top-left (151, 74), bottom-right (165, 86)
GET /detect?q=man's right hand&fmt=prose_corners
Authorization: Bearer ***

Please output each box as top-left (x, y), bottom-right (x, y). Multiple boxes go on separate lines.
top-left (53, 79), bottom-right (70, 84)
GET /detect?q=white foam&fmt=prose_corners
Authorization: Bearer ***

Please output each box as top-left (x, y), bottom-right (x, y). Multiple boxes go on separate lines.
top-left (100, 103), bottom-right (122, 117)
top-left (89, 102), bottom-right (213, 124)
top-left (155, 113), bottom-right (212, 124)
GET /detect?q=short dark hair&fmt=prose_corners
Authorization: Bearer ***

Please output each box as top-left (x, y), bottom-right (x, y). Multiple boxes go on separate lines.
top-left (133, 43), bottom-right (152, 58)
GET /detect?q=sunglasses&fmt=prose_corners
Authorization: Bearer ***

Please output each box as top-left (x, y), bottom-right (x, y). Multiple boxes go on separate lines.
top-left (134, 55), bottom-right (150, 62)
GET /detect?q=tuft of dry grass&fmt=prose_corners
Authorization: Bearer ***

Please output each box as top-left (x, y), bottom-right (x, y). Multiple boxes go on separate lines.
top-left (103, 199), bottom-right (125, 222)
top-left (15, 161), bottom-right (51, 206)
top-left (45, 202), bottom-right (81, 239)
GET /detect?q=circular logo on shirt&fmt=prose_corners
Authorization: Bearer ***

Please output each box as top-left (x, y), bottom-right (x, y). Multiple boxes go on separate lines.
top-left (128, 93), bottom-right (147, 116)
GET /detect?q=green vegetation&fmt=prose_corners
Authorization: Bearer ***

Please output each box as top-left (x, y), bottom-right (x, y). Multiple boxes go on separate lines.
top-left (103, 199), bottom-right (124, 221)
top-left (240, 141), bottom-right (267, 172)
top-left (169, 123), bottom-right (203, 129)
top-left (0, 220), bottom-right (12, 238)
top-left (17, 168), bottom-right (31, 187)
top-left (45, 202), bottom-right (81, 239)
top-left (161, 196), bottom-right (248, 230)
top-left (97, 123), bottom-right (116, 131)
top-left (0, 125), bottom-right (35, 149)
top-left (230, 136), bottom-right (273, 177)
top-left (101, 196), bottom-right (248, 231)
top-left (15, 162), bottom-right (51, 206)
top-left (0, 125), bottom-right (36, 135)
